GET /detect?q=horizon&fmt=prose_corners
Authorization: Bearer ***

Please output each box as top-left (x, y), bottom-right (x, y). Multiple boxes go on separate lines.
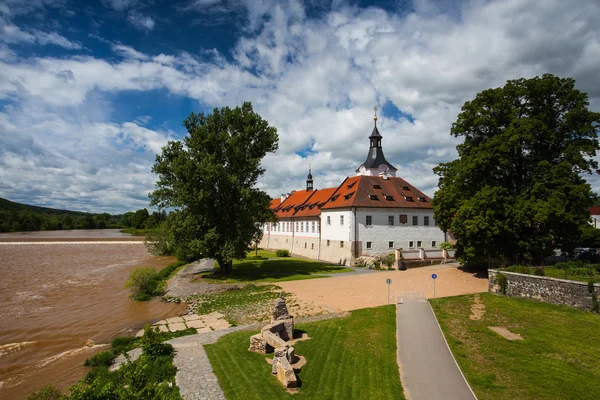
top-left (1, 0), bottom-right (600, 214)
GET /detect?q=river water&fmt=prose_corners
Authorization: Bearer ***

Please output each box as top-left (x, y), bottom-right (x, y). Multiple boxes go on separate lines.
top-left (0, 230), bottom-right (187, 399)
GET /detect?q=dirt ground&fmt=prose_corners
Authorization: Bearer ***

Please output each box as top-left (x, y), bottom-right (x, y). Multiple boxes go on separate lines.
top-left (279, 263), bottom-right (488, 313)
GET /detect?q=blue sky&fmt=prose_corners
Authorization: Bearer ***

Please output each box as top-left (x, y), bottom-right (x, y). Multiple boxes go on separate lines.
top-left (1, 0), bottom-right (600, 213)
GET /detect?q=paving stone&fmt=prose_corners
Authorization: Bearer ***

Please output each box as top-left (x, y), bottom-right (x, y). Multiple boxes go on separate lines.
top-left (186, 320), bottom-right (207, 329)
top-left (166, 316), bottom-right (185, 324)
top-left (156, 324), bottom-right (170, 332)
top-left (196, 327), bottom-right (212, 333)
top-left (210, 320), bottom-right (231, 330)
top-left (183, 314), bottom-right (201, 322)
top-left (153, 319), bottom-right (167, 325)
top-left (169, 322), bottom-right (188, 332)
top-left (135, 329), bottom-right (144, 337)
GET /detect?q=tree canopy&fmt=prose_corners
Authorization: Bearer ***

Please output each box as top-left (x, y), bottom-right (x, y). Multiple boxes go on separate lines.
top-left (150, 102), bottom-right (278, 273)
top-left (433, 74), bottom-right (600, 266)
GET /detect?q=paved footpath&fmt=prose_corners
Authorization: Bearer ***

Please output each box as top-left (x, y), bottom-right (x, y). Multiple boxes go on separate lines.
top-left (396, 292), bottom-right (477, 400)
top-left (167, 324), bottom-right (261, 400)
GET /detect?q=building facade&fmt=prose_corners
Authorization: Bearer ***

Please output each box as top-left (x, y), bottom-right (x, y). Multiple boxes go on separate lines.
top-left (260, 116), bottom-right (447, 265)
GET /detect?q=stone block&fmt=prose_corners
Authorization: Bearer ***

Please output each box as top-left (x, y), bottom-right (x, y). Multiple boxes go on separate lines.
top-left (165, 316), bottom-right (184, 324)
top-left (248, 334), bottom-right (268, 354)
top-left (272, 293), bottom-right (291, 321)
top-left (275, 357), bottom-right (297, 388)
top-left (185, 319), bottom-right (207, 329)
top-left (263, 331), bottom-right (287, 349)
top-left (282, 318), bottom-right (294, 341)
top-left (169, 322), bottom-right (187, 332)
top-left (155, 324), bottom-right (169, 332)
top-left (182, 314), bottom-right (201, 322)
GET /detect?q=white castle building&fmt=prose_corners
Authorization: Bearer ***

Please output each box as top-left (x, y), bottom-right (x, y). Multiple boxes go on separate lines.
top-left (260, 114), bottom-right (447, 264)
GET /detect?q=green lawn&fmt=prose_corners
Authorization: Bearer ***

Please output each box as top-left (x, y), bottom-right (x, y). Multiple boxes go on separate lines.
top-left (543, 267), bottom-right (600, 282)
top-left (430, 293), bottom-right (600, 400)
top-left (204, 306), bottom-right (405, 400)
top-left (200, 254), bottom-right (353, 283)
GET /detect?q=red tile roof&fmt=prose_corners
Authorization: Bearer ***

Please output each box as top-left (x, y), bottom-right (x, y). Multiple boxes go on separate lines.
top-left (270, 198), bottom-right (282, 209)
top-left (274, 189), bottom-right (315, 219)
top-left (322, 175), bottom-right (433, 210)
top-left (269, 175), bottom-right (432, 219)
top-left (293, 187), bottom-right (337, 218)
top-left (589, 206), bottom-right (600, 215)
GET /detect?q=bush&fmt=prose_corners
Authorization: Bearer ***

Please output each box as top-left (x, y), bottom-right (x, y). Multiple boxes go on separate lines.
top-left (144, 222), bottom-right (174, 256)
top-left (506, 265), bottom-right (532, 274)
top-left (534, 267), bottom-right (545, 276)
top-left (440, 242), bottom-right (455, 250)
top-left (377, 253), bottom-right (396, 268)
top-left (496, 273), bottom-right (508, 295)
top-left (84, 350), bottom-right (115, 367)
top-left (111, 336), bottom-right (139, 355)
top-left (275, 249), bottom-right (290, 257)
top-left (125, 267), bottom-right (159, 300)
top-left (27, 384), bottom-right (62, 400)
top-left (140, 325), bottom-right (173, 358)
top-left (553, 262), bottom-right (568, 269)
top-left (155, 260), bottom-right (187, 281)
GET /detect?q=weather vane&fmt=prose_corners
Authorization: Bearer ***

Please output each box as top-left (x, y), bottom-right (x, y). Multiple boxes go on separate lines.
top-left (374, 105), bottom-right (378, 122)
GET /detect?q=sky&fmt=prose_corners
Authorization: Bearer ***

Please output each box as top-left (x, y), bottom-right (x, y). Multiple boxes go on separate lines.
top-left (1, 0), bottom-right (600, 214)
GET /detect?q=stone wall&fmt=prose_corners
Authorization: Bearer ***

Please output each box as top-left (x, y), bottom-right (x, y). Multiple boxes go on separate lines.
top-left (488, 269), bottom-right (600, 311)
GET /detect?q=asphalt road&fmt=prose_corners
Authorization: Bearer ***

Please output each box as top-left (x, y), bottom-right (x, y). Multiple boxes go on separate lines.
top-left (396, 292), bottom-right (477, 400)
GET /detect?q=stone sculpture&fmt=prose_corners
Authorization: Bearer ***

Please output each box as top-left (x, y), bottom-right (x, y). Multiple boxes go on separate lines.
top-left (248, 293), bottom-right (304, 388)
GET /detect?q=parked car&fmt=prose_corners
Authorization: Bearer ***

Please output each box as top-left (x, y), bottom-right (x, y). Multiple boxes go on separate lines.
top-left (575, 250), bottom-right (600, 261)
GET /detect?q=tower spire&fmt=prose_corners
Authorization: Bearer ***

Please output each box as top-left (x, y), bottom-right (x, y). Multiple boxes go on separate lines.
top-left (306, 164), bottom-right (313, 191)
top-left (374, 105), bottom-right (378, 125)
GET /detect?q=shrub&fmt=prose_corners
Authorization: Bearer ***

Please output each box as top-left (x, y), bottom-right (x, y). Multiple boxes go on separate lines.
top-left (275, 249), bottom-right (290, 257)
top-left (140, 325), bottom-right (173, 358)
top-left (84, 350), bottom-right (115, 367)
top-left (534, 267), bottom-right (545, 276)
top-left (111, 336), bottom-right (139, 355)
top-left (506, 265), bottom-right (532, 274)
top-left (378, 253), bottom-right (396, 268)
top-left (144, 222), bottom-right (175, 256)
top-left (27, 384), bottom-right (62, 400)
top-left (496, 273), bottom-right (508, 295)
top-left (553, 262), bottom-right (568, 269)
top-left (440, 242), bottom-right (455, 250)
top-left (155, 260), bottom-right (187, 281)
top-left (125, 267), bottom-right (159, 300)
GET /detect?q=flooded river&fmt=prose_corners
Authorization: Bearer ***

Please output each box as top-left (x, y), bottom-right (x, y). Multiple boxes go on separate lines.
top-left (0, 230), bottom-right (187, 399)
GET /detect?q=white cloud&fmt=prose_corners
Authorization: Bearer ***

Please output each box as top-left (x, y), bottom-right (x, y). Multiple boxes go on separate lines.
top-left (0, 21), bottom-right (81, 49)
top-left (127, 11), bottom-right (155, 31)
top-left (2, 0), bottom-right (600, 212)
top-left (103, 0), bottom-right (138, 12)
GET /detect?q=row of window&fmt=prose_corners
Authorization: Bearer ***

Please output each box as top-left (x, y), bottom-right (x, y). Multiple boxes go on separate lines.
top-left (268, 221), bottom-right (321, 233)
top-left (366, 215), bottom-right (435, 227)
top-left (366, 240), bottom-right (437, 249)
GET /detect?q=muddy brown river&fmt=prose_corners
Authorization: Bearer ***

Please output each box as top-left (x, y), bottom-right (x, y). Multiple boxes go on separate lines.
top-left (0, 230), bottom-right (187, 399)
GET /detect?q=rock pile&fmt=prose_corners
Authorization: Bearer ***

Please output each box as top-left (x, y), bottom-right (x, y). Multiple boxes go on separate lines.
top-left (248, 293), bottom-right (305, 388)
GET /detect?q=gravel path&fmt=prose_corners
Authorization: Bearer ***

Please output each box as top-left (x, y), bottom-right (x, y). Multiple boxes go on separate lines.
top-left (165, 258), bottom-right (241, 298)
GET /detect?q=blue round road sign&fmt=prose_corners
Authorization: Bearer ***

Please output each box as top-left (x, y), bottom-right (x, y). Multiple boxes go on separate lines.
top-left (386, 278), bottom-right (392, 284)
top-left (431, 273), bottom-right (438, 279)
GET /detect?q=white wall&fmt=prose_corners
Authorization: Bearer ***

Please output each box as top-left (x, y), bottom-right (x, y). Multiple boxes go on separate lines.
top-left (355, 208), bottom-right (445, 255)
top-left (320, 210), bottom-right (352, 241)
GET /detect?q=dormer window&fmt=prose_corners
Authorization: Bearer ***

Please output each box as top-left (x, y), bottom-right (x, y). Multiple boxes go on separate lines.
top-left (385, 195), bottom-right (395, 201)
top-left (369, 194), bottom-right (379, 200)
top-left (373, 184), bottom-right (382, 189)
top-left (344, 191), bottom-right (355, 200)
top-left (404, 196), bottom-right (413, 201)
top-left (418, 196), bottom-right (427, 202)
top-left (347, 181), bottom-right (357, 189)
top-left (402, 186), bottom-right (409, 191)
top-left (331, 194), bottom-right (340, 202)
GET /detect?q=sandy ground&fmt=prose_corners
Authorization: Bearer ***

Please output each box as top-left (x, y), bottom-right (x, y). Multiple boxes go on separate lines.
top-left (279, 263), bottom-right (488, 313)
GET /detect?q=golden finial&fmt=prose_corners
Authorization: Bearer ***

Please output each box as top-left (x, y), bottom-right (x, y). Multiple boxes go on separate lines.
top-left (374, 105), bottom-right (378, 122)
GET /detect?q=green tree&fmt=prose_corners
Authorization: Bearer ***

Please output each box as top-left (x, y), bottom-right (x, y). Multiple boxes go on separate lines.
top-left (150, 102), bottom-right (278, 274)
top-left (433, 74), bottom-right (600, 266)
top-left (124, 267), bottom-right (158, 300)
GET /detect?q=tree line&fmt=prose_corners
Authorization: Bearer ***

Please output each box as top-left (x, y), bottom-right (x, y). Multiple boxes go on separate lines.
top-left (0, 197), bottom-right (166, 233)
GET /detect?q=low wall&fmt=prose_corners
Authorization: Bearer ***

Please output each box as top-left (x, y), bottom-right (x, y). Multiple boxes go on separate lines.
top-left (488, 269), bottom-right (599, 311)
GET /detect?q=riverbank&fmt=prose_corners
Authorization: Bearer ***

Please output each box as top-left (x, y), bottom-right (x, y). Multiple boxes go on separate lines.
top-left (0, 237), bottom-right (186, 399)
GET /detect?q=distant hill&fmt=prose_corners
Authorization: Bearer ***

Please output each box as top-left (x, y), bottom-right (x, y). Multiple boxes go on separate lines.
top-left (0, 197), bottom-right (123, 232)
top-left (0, 197), bottom-right (96, 216)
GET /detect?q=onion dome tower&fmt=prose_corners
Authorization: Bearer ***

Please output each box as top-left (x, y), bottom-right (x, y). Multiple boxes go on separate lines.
top-left (356, 106), bottom-right (397, 177)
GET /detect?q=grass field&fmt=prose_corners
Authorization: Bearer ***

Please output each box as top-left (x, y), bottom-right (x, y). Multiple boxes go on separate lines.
top-left (204, 306), bottom-right (405, 400)
top-left (543, 266), bottom-right (600, 282)
top-left (200, 251), bottom-right (353, 283)
top-left (430, 293), bottom-right (600, 400)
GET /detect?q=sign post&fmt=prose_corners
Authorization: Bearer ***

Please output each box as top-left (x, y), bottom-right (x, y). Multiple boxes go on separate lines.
top-left (431, 273), bottom-right (438, 298)
top-left (386, 278), bottom-right (392, 304)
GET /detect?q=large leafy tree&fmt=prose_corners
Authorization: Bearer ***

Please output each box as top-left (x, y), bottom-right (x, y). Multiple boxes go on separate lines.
top-left (433, 74), bottom-right (600, 266)
top-left (150, 102), bottom-right (278, 274)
